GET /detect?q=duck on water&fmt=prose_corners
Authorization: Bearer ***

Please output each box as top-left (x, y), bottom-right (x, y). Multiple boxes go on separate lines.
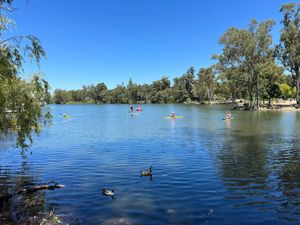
top-left (140, 166), bottom-right (153, 181)
top-left (102, 189), bottom-right (115, 198)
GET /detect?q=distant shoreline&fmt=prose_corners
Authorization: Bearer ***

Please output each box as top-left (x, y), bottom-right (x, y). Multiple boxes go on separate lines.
top-left (50, 100), bottom-right (300, 112)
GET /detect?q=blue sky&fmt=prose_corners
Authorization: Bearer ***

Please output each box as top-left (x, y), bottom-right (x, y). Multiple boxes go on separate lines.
top-left (11, 0), bottom-right (293, 90)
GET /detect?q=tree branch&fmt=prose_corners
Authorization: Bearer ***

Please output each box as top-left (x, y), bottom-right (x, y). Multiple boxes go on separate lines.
top-left (0, 35), bottom-right (26, 45)
top-left (18, 181), bottom-right (65, 194)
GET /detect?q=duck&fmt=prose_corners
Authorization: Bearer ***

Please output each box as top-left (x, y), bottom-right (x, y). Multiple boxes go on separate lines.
top-left (102, 189), bottom-right (114, 198)
top-left (141, 166), bottom-right (153, 176)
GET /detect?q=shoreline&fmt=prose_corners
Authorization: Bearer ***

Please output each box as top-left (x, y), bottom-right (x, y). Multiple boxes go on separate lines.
top-left (51, 101), bottom-right (300, 112)
top-left (257, 106), bottom-right (300, 112)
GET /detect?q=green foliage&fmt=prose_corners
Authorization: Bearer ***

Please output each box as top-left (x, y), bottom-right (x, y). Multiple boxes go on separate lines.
top-left (172, 67), bottom-right (195, 103)
top-left (0, 0), bottom-right (50, 148)
top-left (259, 61), bottom-right (284, 105)
top-left (95, 82), bottom-right (108, 103)
top-left (216, 19), bottom-right (275, 109)
top-left (53, 89), bottom-right (70, 104)
top-left (195, 67), bottom-right (216, 103)
top-left (276, 3), bottom-right (300, 105)
top-left (279, 83), bottom-right (292, 99)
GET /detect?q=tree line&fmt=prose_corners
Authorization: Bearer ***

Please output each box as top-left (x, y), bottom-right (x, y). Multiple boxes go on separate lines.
top-left (52, 68), bottom-right (294, 105)
top-left (0, 1), bottom-right (299, 148)
top-left (52, 3), bottom-right (300, 109)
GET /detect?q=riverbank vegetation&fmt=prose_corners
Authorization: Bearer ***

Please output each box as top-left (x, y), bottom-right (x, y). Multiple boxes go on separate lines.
top-left (0, 0), bottom-right (51, 149)
top-left (52, 3), bottom-right (300, 110)
top-left (0, 1), bottom-right (58, 223)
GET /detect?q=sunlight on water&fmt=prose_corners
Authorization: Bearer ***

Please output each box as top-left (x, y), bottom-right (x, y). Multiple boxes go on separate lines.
top-left (1, 105), bottom-right (300, 225)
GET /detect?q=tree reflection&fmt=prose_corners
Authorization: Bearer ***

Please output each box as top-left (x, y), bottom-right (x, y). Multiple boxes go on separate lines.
top-left (216, 113), bottom-right (300, 222)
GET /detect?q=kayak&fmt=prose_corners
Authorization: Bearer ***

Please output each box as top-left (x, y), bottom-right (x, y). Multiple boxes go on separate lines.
top-left (63, 115), bottom-right (74, 118)
top-left (223, 117), bottom-right (234, 120)
top-left (128, 112), bottom-right (139, 116)
top-left (165, 116), bottom-right (184, 119)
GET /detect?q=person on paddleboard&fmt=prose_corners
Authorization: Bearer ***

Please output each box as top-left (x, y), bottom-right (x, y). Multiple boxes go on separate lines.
top-left (129, 105), bottom-right (134, 113)
top-left (170, 112), bottom-right (175, 118)
top-left (136, 105), bottom-right (142, 112)
top-left (225, 111), bottom-right (231, 119)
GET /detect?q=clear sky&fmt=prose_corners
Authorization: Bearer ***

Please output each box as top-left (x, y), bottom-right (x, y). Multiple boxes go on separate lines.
top-left (10, 0), bottom-right (294, 90)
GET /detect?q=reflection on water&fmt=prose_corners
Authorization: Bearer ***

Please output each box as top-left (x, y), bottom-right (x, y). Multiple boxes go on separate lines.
top-left (216, 111), bottom-right (300, 223)
top-left (0, 105), bottom-right (300, 225)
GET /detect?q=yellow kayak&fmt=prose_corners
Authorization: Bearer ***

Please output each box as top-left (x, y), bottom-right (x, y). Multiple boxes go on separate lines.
top-left (63, 115), bottom-right (74, 118)
top-left (164, 116), bottom-right (184, 119)
top-left (223, 117), bottom-right (234, 120)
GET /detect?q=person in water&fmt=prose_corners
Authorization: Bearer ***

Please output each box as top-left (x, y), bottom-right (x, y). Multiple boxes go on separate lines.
top-left (170, 112), bottom-right (175, 118)
top-left (129, 105), bottom-right (134, 113)
top-left (225, 111), bottom-right (231, 119)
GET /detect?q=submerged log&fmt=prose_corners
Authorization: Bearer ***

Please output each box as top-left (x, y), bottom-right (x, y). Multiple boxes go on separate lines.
top-left (18, 181), bottom-right (65, 194)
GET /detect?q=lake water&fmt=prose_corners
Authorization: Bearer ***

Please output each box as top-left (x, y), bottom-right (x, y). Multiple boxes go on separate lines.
top-left (1, 104), bottom-right (300, 225)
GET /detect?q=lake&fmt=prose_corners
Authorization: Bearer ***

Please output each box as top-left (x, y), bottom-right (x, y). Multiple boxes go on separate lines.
top-left (1, 104), bottom-right (300, 225)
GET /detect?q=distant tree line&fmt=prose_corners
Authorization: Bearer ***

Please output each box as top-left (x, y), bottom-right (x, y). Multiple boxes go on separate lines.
top-left (52, 68), bottom-right (294, 105)
top-left (52, 3), bottom-right (299, 109)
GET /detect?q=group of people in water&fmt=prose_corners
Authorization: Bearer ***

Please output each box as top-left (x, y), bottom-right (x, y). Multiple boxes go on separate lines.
top-left (129, 105), bottom-right (177, 118)
top-left (129, 105), bottom-right (232, 120)
top-left (129, 105), bottom-right (143, 113)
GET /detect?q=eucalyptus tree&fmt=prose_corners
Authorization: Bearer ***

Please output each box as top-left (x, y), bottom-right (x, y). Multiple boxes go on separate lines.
top-left (276, 3), bottom-right (300, 106)
top-left (127, 78), bottom-right (139, 103)
top-left (95, 82), bottom-right (108, 103)
top-left (216, 19), bottom-right (275, 109)
top-left (148, 76), bottom-right (171, 103)
top-left (53, 89), bottom-right (69, 104)
top-left (109, 84), bottom-right (128, 103)
top-left (0, 0), bottom-right (50, 148)
top-left (215, 67), bottom-right (246, 103)
top-left (279, 83), bottom-right (293, 99)
top-left (259, 61), bottom-right (284, 106)
top-left (196, 67), bottom-right (216, 103)
top-left (172, 67), bottom-right (195, 103)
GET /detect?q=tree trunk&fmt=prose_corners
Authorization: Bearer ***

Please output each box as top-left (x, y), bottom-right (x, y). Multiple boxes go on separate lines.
top-left (249, 93), bottom-right (253, 109)
top-left (231, 84), bottom-right (237, 105)
top-left (247, 81), bottom-right (254, 110)
top-left (18, 181), bottom-right (65, 194)
top-left (207, 88), bottom-right (212, 104)
top-left (296, 73), bottom-right (300, 107)
top-left (256, 72), bottom-right (259, 109)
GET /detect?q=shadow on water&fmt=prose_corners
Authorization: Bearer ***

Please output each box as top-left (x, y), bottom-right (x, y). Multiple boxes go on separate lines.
top-left (209, 112), bottom-right (300, 223)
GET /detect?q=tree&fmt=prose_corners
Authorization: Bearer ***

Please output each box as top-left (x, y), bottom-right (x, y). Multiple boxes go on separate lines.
top-left (259, 61), bottom-right (284, 106)
top-left (279, 83), bottom-right (292, 99)
top-left (109, 84), bottom-right (128, 103)
top-left (196, 67), bottom-right (216, 103)
top-left (53, 89), bottom-right (69, 104)
top-left (172, 67), bottom-right (195, 103)
top-left (276, 3), bottom-right (300, 106)
top-left (215, 67), bottom-right (246, 103)
top-left (95, 82), bottom-right (108, 103)
top-left (127, 78), bottom-right (138, 103)
top-left (0, 1), bottom-right (50, 148)
top-left (217, 19), bottom-right (275, 109)
top-left (148, 76), bottom-right (171, 103)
